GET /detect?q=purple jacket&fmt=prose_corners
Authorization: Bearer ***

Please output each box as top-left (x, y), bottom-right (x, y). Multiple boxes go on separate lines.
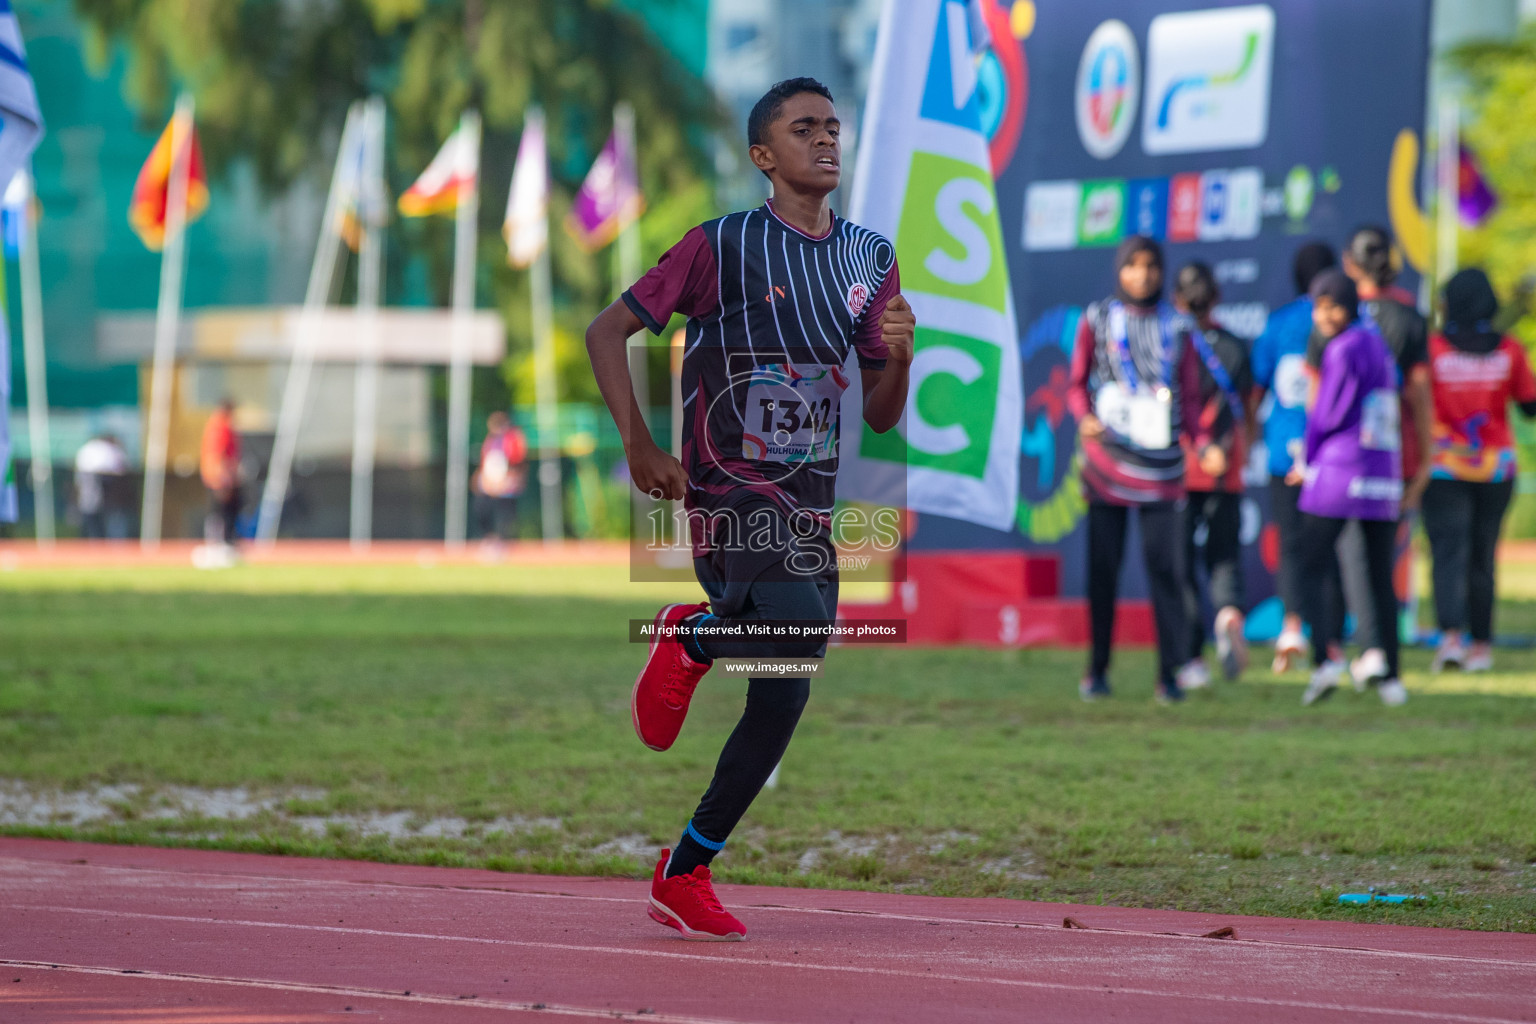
top-left (1300, 324), bottom-right (1402, 521)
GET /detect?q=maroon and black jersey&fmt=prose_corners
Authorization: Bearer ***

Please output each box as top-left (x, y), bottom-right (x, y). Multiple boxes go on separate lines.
top-left (623, 200), bottom-right (899, 560)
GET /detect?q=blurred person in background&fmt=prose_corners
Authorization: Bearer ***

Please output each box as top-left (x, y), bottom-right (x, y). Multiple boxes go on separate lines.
top-left (472, 410), bottom-right (529, 550)
top-left (1308, 226), bottom-right (1431, 689)
top-left (1069, 236), bottom-right (1207, 704)
top-left (1251, 241), bottom-right (1339, 671)
top-left (1172, 261), bottom-right (1256, 689)
top-left (73, 433), bottom-right (130, 540)
top-left (200, 398), bottom-right (242, 551)
top-left (1422, 268), bottom-right (1536, 673)
top-left (1295, 271), bottom-right (1406, 708)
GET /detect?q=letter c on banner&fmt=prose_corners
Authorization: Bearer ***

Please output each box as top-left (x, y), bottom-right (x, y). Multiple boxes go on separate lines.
top-left (901, 344), bottom-right (982, 456)
top-left (924, 177), bottom-right (994, 285)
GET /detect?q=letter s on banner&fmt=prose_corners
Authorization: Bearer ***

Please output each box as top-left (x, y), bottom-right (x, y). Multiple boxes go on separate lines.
top-left (924, 177), bottom-right (995, 285)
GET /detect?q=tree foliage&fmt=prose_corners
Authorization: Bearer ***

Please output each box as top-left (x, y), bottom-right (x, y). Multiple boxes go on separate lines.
top-left (1451, 28), bottom-right (1536, 341)
top-left (72, 0), bottom-right (725, 404)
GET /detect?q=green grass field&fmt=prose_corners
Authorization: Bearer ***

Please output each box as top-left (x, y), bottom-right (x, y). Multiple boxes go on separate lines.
top-left (2, 559), bottom-right (1534, 932)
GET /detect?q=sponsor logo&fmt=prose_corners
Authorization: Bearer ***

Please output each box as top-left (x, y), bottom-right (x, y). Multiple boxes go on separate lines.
top-left (1196, 167), bottom-right (1261, 242)
top-left (1075, 20), bottom-right (1139, 159)
top-left (847, 282), bottom-right (870, 317)
top-left (1143, 5), bottom-right (1275, 155)
top-left (1078, 180), bottom-right (1126, 247)
top-left (1168, 173), bottom-right (1202, 242)
top-left (1127, 178), bottom-right (1169, 240)
top-left (1023, 180), bottom-right (1082, 252)
top-left (1285, 165), bottom-right (1315, 222)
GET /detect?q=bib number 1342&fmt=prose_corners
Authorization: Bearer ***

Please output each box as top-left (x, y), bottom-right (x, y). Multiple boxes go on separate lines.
top-left (740, 363), bottom-right (848, 463)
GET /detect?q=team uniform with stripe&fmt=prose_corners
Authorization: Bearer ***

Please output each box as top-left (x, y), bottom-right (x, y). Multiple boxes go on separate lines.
top-left (624, 200), bottom-right (898, 581)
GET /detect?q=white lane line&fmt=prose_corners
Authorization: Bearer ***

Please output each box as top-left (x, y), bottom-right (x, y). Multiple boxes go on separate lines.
top-left (3, 856), bottom-right (1533, 972)
top-left (0, 959), bottom-right (758, 1024)
top-left (6, 904), bottom-right (1532, 1024)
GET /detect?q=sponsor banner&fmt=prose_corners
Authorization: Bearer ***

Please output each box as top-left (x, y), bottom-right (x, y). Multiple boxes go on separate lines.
top-left (847, 0), bottom-right (1023, 532)
top-left (910, 0), bottom-right (1432, 622)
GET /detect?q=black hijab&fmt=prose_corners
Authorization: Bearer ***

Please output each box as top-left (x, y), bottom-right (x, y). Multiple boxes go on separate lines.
top-left (1442, 268), bottom-right (1501, 355)
top-left (1114, 235), bottom-right (1163, 309)
top-left (1308, 268), bottom-right (1359, 322)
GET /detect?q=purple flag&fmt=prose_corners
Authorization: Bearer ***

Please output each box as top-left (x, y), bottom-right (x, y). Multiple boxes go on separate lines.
top-left (565, 125), bottom-right (643, 251)
top-left (1458, 145), bottom-right (1497, 227)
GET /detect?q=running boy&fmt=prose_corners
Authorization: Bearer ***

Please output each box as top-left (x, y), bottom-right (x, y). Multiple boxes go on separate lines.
top-left (584, 78), bottom-right (913, 940)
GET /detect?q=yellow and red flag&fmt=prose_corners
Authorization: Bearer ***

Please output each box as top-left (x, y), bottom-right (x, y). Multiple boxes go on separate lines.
top-left (129, 113), bottom-right (209, 251)
top-left (398, 123), bottom-right (477, 218)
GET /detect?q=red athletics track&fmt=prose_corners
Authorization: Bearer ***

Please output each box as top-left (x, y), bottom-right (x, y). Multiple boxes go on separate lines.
top-left (1, 839), bottom-right (1533, 1024)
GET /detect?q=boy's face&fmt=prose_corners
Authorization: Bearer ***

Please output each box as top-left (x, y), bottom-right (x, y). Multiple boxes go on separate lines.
top-left (749, 92), bottom-right (841, 196)
top-left (1312, 295), bottom-right (1352, 339)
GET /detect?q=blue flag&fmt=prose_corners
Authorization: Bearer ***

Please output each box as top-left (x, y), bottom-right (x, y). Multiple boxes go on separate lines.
top-left (0, 0), bottom-right (41, 523)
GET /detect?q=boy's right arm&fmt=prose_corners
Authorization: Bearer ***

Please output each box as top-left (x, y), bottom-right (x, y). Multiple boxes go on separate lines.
top-left (585, 300), bottom-right (688, 500)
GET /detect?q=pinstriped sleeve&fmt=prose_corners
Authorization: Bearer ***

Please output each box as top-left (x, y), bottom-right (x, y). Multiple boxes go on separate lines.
top-left (621, 226), bottom-right (718, 335)
top-left (852, 258), bottom-right (899, 370)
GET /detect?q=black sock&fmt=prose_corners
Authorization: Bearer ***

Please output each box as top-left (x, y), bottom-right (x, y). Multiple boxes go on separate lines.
top-left (681, 613), bottom-right (714, 664)
top-left (665, 822), bottom-right (723, 878)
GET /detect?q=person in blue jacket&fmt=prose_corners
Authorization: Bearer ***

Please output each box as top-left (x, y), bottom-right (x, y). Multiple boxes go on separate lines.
top-left (1251, 242), bottom-right (1340, 671)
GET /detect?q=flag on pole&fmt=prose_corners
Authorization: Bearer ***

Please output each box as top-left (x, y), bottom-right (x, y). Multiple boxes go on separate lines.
top-left (504, 113), bottom-right (548, 269)
top-left (565, 122), bottom-right (643, 251)
top-left (129, 113), bottom-right (210, 251)
top-left (398, 123), bottom-right (477, 218)
top-left (842, 0), bottom-right (1022, 531)
top-left (1458, 144), bottom-right (1497, 227)
top-left (2, 166), bottom-right (27, 256)
top-left (334, 109), bottom-right (368, 250)
top-left (0, 2), bottom-right (43, 524)
top-left (0, 3), bottom-right (42, 191)
top-left (0, 172), bottom-right (20, 522)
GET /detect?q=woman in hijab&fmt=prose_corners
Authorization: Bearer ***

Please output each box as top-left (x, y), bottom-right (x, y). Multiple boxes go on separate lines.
top-left (1068, 236), bottom-right (1208, 703)
top-left (1293, 270), bottom-right (1406, 707)
top-left (1422, 268), bottom-right (1536, 672)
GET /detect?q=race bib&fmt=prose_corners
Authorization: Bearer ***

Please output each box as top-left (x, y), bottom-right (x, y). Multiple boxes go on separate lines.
top-left (1360, 388), bottom-right (1401, 452)
top-left (1096, 383), bottom-right (1172, 451)
top-left (1274, 353), bottom-right (1310, 408)
top-left (740, 363), bottom-right (849, 463)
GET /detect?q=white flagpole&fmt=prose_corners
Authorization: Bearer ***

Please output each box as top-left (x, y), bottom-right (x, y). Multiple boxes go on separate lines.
top-left (522, 108), bottom-right (563, 546)
top-left (16, 168), bottom-right (52, 546)
top-left (256, 103), bottom-right (361, 545)
top-left (444, 109), bottom-right (481, 548)
top-left (140, 93), bottom-right (195, 550)
top-left (1436, 97), bottom-right (1460, 285)
top-left (350, 96), bottom-right (386, 550)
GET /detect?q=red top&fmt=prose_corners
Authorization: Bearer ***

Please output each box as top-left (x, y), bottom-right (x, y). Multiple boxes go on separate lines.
top-left (199, 409), bottom-right (240, 491)
top-left (1428, 333), bottom-right (1536, 483)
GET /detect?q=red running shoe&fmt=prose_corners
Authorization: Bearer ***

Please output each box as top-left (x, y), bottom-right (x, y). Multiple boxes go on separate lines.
top-left (632, 602), bottom-right (712, 752)
top-left (648, 849), bottom-right (746, 941)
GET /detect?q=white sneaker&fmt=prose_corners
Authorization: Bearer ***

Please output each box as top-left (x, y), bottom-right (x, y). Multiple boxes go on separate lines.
top-left (1350, 648), bottom-right (1388, 693)
top-left (1302, 660), bottom-right (1346, 706)
top-left (1432, 636), bottom-right (1466, 673)
top-left (1214, 607), bottom-right (1248, 680)
top-left (1464, 647), bottom-right (1493, 673)
top-left (1273, 628), bottom-right (1306, 673)
top-left (1176, 659), bottom-right (1212, 691)
top-left (1377, 678), bottom-right (1409, 706)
